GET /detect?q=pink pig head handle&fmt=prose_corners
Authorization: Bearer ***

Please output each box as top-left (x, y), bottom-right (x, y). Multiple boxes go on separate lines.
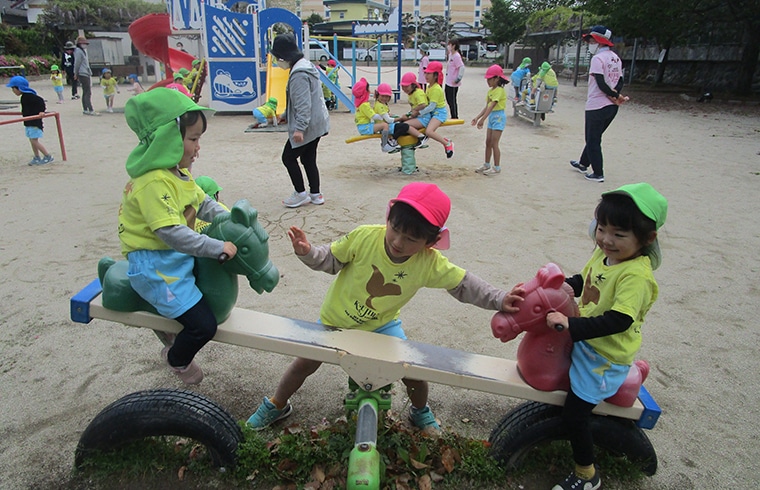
top-left (491, 263), bottom-right (576, 342)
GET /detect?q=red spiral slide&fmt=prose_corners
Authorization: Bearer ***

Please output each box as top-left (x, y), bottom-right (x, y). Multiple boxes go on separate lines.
top-left (129, 13), bottom-right (196, 88)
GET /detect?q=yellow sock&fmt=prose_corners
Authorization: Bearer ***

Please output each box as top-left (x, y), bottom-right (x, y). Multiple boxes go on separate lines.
top-left (575, 464), bottom-right (595, 480)
top-left (269, 396), bottom-right (285, 410)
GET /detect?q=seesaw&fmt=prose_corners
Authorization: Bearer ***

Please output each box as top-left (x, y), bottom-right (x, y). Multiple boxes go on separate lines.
top-left (70, 203), bottom-right (660, 487)
top-left (345, 119), bottom-right (464, 175)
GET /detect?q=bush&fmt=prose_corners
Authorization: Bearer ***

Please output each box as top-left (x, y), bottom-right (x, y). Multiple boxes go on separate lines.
top-left (0, 54), bottom-right (58, 78)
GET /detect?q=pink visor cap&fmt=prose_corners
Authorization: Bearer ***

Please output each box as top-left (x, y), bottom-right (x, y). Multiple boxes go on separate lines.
top-left (390, 182), bottom-right (451, 250)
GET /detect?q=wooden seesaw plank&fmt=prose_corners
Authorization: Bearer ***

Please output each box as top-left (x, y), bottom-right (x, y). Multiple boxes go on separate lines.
top-left (345, 119), bottom-right (465, 144)
top-left (71, 280), bottom-right (660, 429)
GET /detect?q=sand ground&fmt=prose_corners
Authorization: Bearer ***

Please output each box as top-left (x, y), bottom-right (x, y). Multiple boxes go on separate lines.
top-left (1, 65), bottom-right (759, 489)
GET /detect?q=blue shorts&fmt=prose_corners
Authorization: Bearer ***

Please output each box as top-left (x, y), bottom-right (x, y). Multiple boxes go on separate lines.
top-left (252, 108), bottom-right (268, 124)
top-left (417, 106), bottom-right (448, 128)
top-left (357, 122), bottom-right (375, 135)
top-left (318, 318), bottom-right (407, 340)
top-left (127, 249), bottom-right (202, 319)
top-left (54, 86), bottom-right (63, 93)
top-left (569, 341), bottom-right (630, 405)
top-left (25, 126), bottom-right (43, 139)
top-left (488, 110), bottom-right (506, 131)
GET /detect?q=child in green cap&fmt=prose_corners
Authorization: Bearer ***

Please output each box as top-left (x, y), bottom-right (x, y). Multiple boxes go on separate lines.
top-left (193, 175), bottom-right (230, 233)
top-left (542, 182), bottom-right (667, 490)
top-left (50, 65), bottom-right (65, 104)
top-left (529, 61), bottom-right (558, 106)
top-left (118, 88), bottom-right (237, 385)
top-left (250, 96), bottom-right (278, 128)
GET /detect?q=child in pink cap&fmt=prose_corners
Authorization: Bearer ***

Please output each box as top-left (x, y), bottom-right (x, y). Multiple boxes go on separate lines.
top-left (403, 61), bottom-right (454, 158)
top-left (373, 82), bottom-right (427, 150)
top-left (471, 65), bottom-right (509, 175)
top-left (247, 182), bottom-right (525, 433)
top-left (397, 72), bottom-right (429, 120)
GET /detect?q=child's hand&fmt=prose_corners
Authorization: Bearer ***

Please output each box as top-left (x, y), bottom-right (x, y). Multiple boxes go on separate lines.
top-left (477, 121), bottom-right (484, 130)
top-left (288, 226), bottom-right (311, 256)
top-left (470, 118), bottom-right (478, 126)
top-left (222, 241), bottom-right (238, 259)
top-left (546, 311), bottom-right (568, 331)
top-left (500, 285), bottom-right (525, 313)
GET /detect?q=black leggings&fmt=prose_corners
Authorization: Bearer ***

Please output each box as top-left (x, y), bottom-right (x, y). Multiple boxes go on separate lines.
top-left (282, 137), bottom-right (321, 194)
top-left (166, 297), bottom-right (218, 367)
top-left (445, 84), bottom-right (459, 119)
top-left (562, 389), bottom-right (597, 466)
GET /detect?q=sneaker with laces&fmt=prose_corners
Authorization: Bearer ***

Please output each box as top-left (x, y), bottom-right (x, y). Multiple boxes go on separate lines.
top-left (41, 154), bottom-right (54, 164)
top-left (584, 172), bottom-right (605, 182)
top-left (474, 164), bottom-right (491, 174)
top-left (283, 191), bottom-right (310, 208)
top-left (28, 156), bottom-right (43, 166)
top-left (444, 139), bottom-right (454, 159)
top-left (409, 405), bottom-right (441, 435)
top-left (570, 160), bottom-right (588, 173)
top-left (161, 346), bottom-right (203, 385)
top-left (247, 396), bottom-right (293, 429)
top-left (551, 468), bottom-right (601, 490)
top-left (309, 192), bottom-right (324, 205)
top-left (484, 166), bottom-right (501, 175)
top-left (381, 142), bottom-right (398, 153)
top-left (418, 135), bottom-right (429, 148)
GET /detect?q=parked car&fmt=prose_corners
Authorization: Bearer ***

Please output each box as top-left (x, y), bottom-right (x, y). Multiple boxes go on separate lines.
top-left (343, 43), bottom-right (400, 62)
top-left (308, 40), bottom-right (330, 61)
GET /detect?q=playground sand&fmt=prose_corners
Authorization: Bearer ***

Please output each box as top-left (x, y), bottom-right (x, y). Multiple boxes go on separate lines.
top-left (1, 68), bottom-right (759, 489)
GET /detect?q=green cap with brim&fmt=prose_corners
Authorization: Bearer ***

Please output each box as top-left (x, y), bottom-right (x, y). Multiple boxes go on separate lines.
top-left (603, 182), bottom-right (668, 270)
top-left (539, 61), bottom-right (551, 76)
top-left (519, 57), bottom-right (531, 69)
top-left (266, 96), bottom-right (278, 110)
top-left (125, 88), bottom-right (214, 178)
top-left (179, 68), bottom-right (190, 77)
top-left (195, 175), bottom-right (222, 199)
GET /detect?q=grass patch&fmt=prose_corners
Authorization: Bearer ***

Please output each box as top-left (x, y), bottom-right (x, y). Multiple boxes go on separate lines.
top-left (72, 411), bottom-right (647, 489)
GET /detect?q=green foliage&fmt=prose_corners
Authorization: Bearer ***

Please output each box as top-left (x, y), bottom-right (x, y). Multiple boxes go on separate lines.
top-left (0, 24), bottom-right (56, 56)
top-left (0, 54), bottom-right (58, 77)
top-left (526, 6), bottom-right (583, 34)
top-left (482, 0), bottom-right (530, 46)
top-left (304, 13), bottom-right (324, 30)
top-left (40, 0), bottom-right (166, 29)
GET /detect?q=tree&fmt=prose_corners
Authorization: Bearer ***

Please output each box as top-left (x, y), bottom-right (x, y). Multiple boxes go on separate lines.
top-left (482, 0), bottom-right (530, 49)
top-left (524, 6), bottom-right (585, 60)
top-left (304, 13), bottom-right (324, 30)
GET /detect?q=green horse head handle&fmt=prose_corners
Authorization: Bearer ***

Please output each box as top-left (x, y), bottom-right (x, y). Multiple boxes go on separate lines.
top-left (98, 200), bottom-right (279, 323)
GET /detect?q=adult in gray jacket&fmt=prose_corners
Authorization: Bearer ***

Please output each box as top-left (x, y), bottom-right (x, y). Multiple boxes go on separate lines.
top-left (271, 33), bottom-right (330, 208)
top-left (73, 36), bottom-right (96, 115)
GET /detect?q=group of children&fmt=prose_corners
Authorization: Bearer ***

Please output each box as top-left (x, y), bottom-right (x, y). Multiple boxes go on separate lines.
top-left (352, 61), bottom-right (454, 159)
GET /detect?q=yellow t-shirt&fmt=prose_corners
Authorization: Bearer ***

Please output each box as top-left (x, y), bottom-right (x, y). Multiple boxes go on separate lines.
top-left (425, 83), bottom-right (446, 109)
top-left (374, 100), bottom-right (390, 116)
top-left (101, 77), bottom-right (118, 95)
top-left (408, 88), bottom-right (427, 110)
top-left (118, 168), bottom-right (207, 256)
top-left (354, 101), bottom-right (376, 126)
top-left (50, 73), bottom-right (64, 87)
top-left (320, 225), bottom-right (466, 331)
top-left (487, 86), bottom-right (507, 111)
top-left (579, 247), bottom-right (659, 365)
top-left (257, 104), bottom-right (276, 118)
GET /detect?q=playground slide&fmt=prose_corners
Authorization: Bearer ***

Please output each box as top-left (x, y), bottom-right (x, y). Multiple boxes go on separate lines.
top-left (129, 13), bottom-right (196, 83)
top-left (265, 54), bottom-right (288, 115)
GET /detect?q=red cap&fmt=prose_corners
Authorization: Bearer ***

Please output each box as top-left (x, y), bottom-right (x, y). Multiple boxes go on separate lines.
top-left (390, 182), bottom-right (451, 250)
top-left (327, 59), bottom-right (337, 67)
top-left (485, 64), bottom-right (508, 80)
top-left (376, 83), bottom-right (393, 96)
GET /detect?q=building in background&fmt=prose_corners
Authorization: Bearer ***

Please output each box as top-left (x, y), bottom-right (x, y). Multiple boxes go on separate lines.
top-left (298, 0), bottom-right (492, 28)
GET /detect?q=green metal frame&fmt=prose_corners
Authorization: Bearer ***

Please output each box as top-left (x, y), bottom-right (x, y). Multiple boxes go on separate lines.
top-left (345, 379), bottom-right (392, 490)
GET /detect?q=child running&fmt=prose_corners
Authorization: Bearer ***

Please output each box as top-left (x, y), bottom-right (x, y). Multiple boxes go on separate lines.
top-left (472, 65), bottom-right (509, 175)
top-left (544, 183), bottom-right (667, 490)
top-left (404, 61), bottom-right (454, 158)
top-left (50, 65), bottom-right (65, 104)
top-left (247, 182), bottom-right (525, 433)
top-left (6, 76), bottom-right (54, 165)
top-left (126, 74), bottom-right (144, 95)
top-left (100, 68), bottom-right (119, 113)
top-left (118, 88), bottom-right (236, 385)
top-left (373, 82), bottom-right (426, 150)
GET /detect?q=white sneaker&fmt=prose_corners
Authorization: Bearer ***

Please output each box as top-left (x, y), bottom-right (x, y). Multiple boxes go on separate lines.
top-left (484, 167), bottom-right (501, 175)
top-left (106, 107), bottom-right (113, 113)
top-left (309, 192), bottom-right (324, 205)
top-left (381, 142), bottom-right (398, 153)
top-left (475, 164), bottom-right (490, 174)
top-left (283, 191), bottom-right (310, 208)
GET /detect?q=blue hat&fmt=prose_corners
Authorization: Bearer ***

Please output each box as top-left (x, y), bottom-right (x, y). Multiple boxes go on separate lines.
top-left (6, 75), bottom-right (37, 95)
top-left (102, 68), bottom-right (111, 75)
top-left (128, 74), bottom-right (138, 81)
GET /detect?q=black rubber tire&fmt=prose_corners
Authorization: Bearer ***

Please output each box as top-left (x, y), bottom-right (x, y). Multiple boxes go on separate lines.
top-left (75, 388), bottom-right (243, 470)
top-left (488, 401), bottom-right (658, 476)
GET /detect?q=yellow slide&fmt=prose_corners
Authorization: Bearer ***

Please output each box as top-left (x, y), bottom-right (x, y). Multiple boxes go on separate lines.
top-left (266, 54), bottom-right (289, 115)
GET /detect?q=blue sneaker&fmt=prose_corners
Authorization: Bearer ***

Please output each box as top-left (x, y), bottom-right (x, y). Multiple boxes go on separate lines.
top-left (247, 396), bottom-right (293, 430)
top-left (409, 405), bottom-right (441, 435)
top-left (584, 172), bottom-right (605, 182)
top-left (41, 154), bottom-right (54, 164)
top-left (570, 160), bottom-right (587, 173)
top-left (28, 156), bottom-right (42, 166)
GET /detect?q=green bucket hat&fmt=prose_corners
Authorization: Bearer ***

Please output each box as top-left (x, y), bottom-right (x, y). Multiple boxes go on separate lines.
top-left (124, 88), bottom-right (214, 178)
top-left (195, 175), bottom-right (222, 199)
top-left (266, 96), bottom-right (278, 110)
top-left (518, 57), bottom-right (531, 69)
top-left (51, 64), bottom-right (60, 71)
top-left (179, 68), bottom-right (190, 77)
top-left (603, 183), bottom-right (668, 270)
top-left (538, 61), bottom-right (551, 76)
